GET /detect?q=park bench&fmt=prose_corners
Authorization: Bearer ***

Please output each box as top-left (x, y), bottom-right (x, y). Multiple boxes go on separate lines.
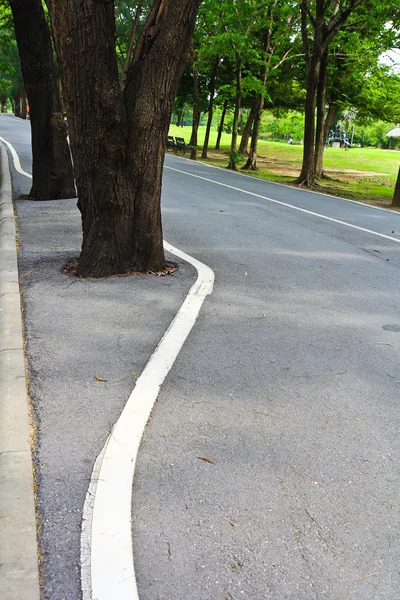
top-left (166, 135), bottom-right (176, 150)
top-left (175, 136), bottom-right (191, 153)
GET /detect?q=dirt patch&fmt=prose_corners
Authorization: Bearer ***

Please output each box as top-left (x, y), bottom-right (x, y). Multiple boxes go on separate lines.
top-left (205, 150), bottom-right (386, 180)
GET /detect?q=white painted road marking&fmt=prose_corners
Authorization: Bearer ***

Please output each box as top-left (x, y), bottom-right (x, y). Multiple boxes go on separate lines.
top-left (165, 165), bottom-right (400, 244)
top-left (4, 137), bottom-right (215, 600)
top-left (81, 242), bottom-right (214, 600)
top-left (0, 136), bottom-right (32, 179)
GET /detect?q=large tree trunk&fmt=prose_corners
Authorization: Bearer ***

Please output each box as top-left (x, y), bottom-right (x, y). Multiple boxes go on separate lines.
top-left (10, 0), bottom-right (75, 200)
top-left (314, 50), bottom-right (328, 180)
top-left (215, 100), bottom-right (228, 150)
top-left (295, 53), bottom-right (320, 186)
top-left (239, 100), bottom-right (256, 155)
top-left (242, 95), bottom-right (264, 171)
top-left (227, 52), bottom-right (242, 170)
top-left (47, 0), bottom-right (201, 277)
top-left (201, 57), bottom-right (219, 159)
top-left (189, 61), bottom-right (200, 160)
top-left (392, 167), bottom-right (400, 207)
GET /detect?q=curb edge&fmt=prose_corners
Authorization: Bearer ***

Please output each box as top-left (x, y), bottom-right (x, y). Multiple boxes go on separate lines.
top-left (0, 141), bottom-right (40, 600)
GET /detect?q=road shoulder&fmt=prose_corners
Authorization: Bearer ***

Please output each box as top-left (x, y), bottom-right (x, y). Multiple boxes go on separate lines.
top-left (0, 141), bottom-right (40, 599)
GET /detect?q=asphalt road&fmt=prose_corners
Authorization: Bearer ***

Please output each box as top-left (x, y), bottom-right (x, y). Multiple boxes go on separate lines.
top-left (1, 114), bottom-right (400, 599)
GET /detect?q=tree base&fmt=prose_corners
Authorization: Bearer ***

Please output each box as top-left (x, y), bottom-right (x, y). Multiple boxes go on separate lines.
top-left (63, 259), bottom-right (178, 279)
top-left (242, 159), bottom-right (258, 171)
top-left (293, 174), bottom-right (315, 187)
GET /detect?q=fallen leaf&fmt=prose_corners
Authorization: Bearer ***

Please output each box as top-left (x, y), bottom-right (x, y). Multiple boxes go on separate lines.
top-left (244, 271), bottom-right (248, 275)
top-left (131, 371), bottom-right (136, 377)
top-left (197, 456), bottom-right (214, 464)
top-left (263, 393), bottom-right (268, 397)
top-left (95, 376), bottom-right (107, 382)
top-left (230, 522), bottom-right (236, 527)
top-left (376, 342), bottom-right (394, 347)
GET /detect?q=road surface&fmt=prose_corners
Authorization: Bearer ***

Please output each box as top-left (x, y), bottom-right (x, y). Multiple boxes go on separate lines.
top-left (1, 113), bottom-right (399, 599)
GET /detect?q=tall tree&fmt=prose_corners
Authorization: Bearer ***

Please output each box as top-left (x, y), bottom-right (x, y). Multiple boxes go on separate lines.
top-left (45, 0), bottom-right (201, 277)
top-left (243, 2), bottom-right (298, 171)
top-left (295, 0), bottom-right (365, 187)
top-left (9, 0), bottom-right (75, 200)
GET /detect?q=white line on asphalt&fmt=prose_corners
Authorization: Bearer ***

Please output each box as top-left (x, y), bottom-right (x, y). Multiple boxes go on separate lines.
top-left (167, 152), bottom-right (400, 216)
top-left (165, 165), bottom-right (400, 244)
top-left (0, 136), bottom-right (32, 179)
top-left (81, 243), bottom-right (214, 600)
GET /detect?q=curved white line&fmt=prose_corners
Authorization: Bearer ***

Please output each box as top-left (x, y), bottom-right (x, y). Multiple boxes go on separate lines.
top-left (0, 136), bottom-right (32, 179)
top-left (81, 242), bottom-right (214, 600)
top-left (165, 165), bottom-right (400, 244)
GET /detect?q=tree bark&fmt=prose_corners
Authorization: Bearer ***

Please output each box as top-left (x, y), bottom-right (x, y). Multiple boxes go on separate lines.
top-left (47, 0), bottom-right (201, 277)
top-left (239, 100), bottom-right (256, 155)
top-left (314, 50), bottom-right (328, 179)
top-left (201, 57), bottom-right (219, 159)
top-left (215, 100), bottom-right (228, 149)
top-left (242, 95), bottom-right (264, 170)
top-left (10, 0), bottom-right (75, 200)
top-left (227, 52), bottom-right (242, 170)
top-left (295, 52), bottom-right (320, 186)
top-left (189, 60), bottom-right (200, 160)
top-left (392, 167), bottom-right (400, 207)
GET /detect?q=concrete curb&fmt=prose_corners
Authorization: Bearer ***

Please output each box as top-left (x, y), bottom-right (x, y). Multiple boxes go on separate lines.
top-left (0, 142), bottom-right (40, 599)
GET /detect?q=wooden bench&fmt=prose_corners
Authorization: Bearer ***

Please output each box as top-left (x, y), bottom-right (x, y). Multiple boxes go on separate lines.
top-left (166, 135), bottom-right (176, 150)
top-left (175, 136), bottom-right (191, 153)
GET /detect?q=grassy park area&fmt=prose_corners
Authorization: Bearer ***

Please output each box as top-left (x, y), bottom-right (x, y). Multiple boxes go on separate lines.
top-left (169, 124), bottom-right (399, 209)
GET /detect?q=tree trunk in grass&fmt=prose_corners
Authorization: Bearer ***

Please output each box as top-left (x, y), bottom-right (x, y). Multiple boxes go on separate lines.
top-left (392, 167), bottom-right (400, 207)
top-left (46, 0), bottom-right (201, 277)
top-left (242, 95), bottom-right (264, 171)
top-left (201, 57), bottom-right (219, 159)
top-left (239, 100), bottom-right (256, 155)
top-left (215, 100), bottom-right (228, 149)
top-left (314, 50), bottom-right (328, 180)
top-left (10, 0), bottom-right (75, 200)
top-left (295, 52), bottom-right (320, 186)
top-left (189, 60), bottom-right (200, 160)
top-left (227, 52), bottom-right (242, 170)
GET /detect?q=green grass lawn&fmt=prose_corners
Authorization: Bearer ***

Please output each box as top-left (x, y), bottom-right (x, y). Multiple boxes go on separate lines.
top-left (168, 124), bottom-right (399, 209)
